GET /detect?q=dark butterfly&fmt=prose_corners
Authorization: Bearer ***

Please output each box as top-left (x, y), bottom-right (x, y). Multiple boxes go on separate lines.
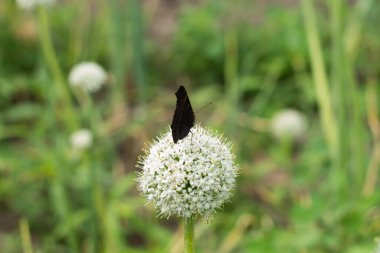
top-left (171, 85), bottom-right (195, 143)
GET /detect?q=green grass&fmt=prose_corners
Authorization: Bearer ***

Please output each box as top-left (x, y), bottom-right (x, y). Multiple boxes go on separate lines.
top-left (0, 0), bottom-right (380, 252)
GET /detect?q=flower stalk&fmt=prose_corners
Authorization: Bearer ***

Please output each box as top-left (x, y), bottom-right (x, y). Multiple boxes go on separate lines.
top-left (36, 6), bottom-right (75, 129)
top-left (37, 7), bottom-right (67, 100)
top-left (184, 217), bottom-right (194, 253)
top-left (137, 125), bottom-right (238, 251)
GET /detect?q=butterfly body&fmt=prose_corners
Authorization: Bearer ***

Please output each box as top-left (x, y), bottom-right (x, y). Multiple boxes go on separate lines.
top-left (171, 85), bottom-right (195, 143)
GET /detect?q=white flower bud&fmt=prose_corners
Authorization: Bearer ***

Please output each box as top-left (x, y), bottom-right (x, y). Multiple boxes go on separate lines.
top-left (70, 129), bottom-right (93, 150)
top-left (271, 109), bottom-right (307, 141)
top-left (375, 239), bottom-right (380, 253)
top-left (16, 0), bottom-right (56, 10)
top-left (68, 62), bottom-right (107, 92)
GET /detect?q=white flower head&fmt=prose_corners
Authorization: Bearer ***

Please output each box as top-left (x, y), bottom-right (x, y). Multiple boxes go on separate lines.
top-left (16, 0), bottom-right (56, 10)
top-left (68, 62), bottom-right (107, 92)
top-left (70, 129), bottom-right (93, 150)
top-left (270, 109), bottom-right (307, 142)
top-left (137, 125), bottom-right (238, 220)
top-left (375, 238), bottom-right (380, 253)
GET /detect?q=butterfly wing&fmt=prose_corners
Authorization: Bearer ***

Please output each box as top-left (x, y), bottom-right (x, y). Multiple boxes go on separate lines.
top-left (171, 85), bottom-right (195, 143)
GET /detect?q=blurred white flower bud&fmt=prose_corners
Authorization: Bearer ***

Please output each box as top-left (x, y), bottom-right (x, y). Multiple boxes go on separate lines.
top-left (68, 62), bottom-right (107, 92)
top-left (375, 239), bottom-right (380, 253)
top-left (16, 0), bottom-right (56, 10)
top-left (70, 129), bottom-right (93, 150)
top-left (271, 109), bottom-right (307, 141)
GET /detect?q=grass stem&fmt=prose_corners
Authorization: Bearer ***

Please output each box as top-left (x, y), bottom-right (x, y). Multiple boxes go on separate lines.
top-left (36, 6), bottom-right (75, 130)
top-left (301, 0), bottom-right (338, 160)
top-left (19, 218), bottom-right (33, 253)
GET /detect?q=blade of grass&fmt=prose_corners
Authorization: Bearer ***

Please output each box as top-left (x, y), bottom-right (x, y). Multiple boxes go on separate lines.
top-left (343, 0), bottom-right (375, 192)
top-left (344, 0), bottom-right (375, 61)
top-left (363, 80), bottom-right (379, 196)
top-left (331, 0), bottom-right (352, 195)
top-left (19, 218), bottom-right (33, 253)
top-left (224, 28), bottom-right (239, 133)
top-left (249, 59), bottom-right (285, 116)
top-left (301, 0), bottom-right (338, 159)
top-left (36, 6), bottom-right (76, 130)
top-left (130, 0), bottom-right (147, 102)
top-left (108, 0), bottom-right (129, 107)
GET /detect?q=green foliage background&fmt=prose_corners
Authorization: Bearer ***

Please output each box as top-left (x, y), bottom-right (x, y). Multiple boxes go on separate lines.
top-left (0, 0), bottom-right (380, 252)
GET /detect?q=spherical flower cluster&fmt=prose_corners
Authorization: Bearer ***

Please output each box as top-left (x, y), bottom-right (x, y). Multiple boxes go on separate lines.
top-left (68, 62), bottom-right (107, 92)
top-left (270, 109), bottom-right (307, 142)
top-left (70, 129), bottom-right (93, 150)
top-left (137, 125), bottom-right (238, 220)
top-left (16, 0), bottom-right (56, 10)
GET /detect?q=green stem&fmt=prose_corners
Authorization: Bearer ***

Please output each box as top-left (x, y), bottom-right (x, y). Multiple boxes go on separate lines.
top-left (130, 0), bottom-right (146, 102)
top-left (184, 217), bottom-right (195, 253)
top-left (344, 0), bottom-right (374, 193)
top-left (332, 0), bottom-right (350, 197)
top-left (19, 218), bottom-right (33, 253)
top-left (224, 29), bottom-right (239, 134)
top-left (36, 6), bottom-right (75, 130)
top-left (108, 0), bottom-right (129, 107)
top-left (301, 0), bottom-right (338, 159)
top-left (37, 7), bottom-right (65, 86)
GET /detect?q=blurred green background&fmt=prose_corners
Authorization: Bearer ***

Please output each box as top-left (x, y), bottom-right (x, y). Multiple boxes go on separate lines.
top-left (1, 0), bottom-right (380, 252)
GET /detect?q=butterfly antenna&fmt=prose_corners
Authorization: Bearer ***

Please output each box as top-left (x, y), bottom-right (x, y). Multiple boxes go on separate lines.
top-left (196, 102), bottom-right (213, 113)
